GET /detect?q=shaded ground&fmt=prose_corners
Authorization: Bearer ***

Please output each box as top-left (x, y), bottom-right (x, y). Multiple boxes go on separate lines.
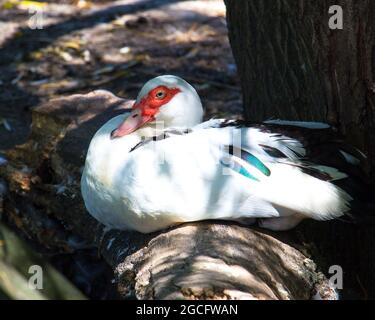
top-left (0, 0), bottom-right (241, 299)
top-left (0, 0), bottom-right (241, 153)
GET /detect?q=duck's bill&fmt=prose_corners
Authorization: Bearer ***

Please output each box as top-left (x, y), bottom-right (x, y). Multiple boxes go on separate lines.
top-left (111, 108), bottom-right (153, 139)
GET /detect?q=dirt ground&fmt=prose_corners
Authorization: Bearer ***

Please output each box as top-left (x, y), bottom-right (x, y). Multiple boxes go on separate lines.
top-left (0, 0), bottom-right (242, 154)
top-left (0, 0), bottom-right (242, 299)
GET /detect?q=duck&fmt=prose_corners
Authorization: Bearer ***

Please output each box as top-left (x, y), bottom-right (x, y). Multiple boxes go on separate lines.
top-left (81, 75), bottom-right (373, 233)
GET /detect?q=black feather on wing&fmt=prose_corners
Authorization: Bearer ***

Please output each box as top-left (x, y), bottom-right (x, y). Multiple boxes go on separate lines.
top-left (129, 128), bottom-right (192, 153)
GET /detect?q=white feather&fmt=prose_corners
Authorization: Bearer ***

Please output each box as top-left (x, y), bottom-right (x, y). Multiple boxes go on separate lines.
top-left (82, 116), bottom-right (351, 232)
top-left (81, 75), bottom-right (353, 233)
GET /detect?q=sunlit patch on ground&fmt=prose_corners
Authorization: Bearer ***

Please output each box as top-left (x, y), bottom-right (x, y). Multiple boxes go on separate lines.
top-left (0, 0), bottom-right (242, 152)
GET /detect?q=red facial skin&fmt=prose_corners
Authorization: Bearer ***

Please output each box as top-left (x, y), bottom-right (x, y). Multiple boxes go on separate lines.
top-left (138, 85), bottom-right (181, 117)
top-left (111, 85), bottom-right (181, 139)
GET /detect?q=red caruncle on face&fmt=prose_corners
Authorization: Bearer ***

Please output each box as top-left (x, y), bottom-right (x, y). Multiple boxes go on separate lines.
top-left (111, 85), bottom-right (181, 139)
top-left (136, 85), bottom-right (181, 117)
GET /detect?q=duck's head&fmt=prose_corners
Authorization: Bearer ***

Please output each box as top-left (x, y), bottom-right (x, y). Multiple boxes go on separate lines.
top-left (111, 75), bottom-right (204, 139)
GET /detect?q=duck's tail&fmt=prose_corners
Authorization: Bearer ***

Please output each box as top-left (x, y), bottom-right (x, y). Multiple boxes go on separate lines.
top-left (301, 138), bottom-right (374, 224)
top-left (251, 120), bottom-right (374, 224)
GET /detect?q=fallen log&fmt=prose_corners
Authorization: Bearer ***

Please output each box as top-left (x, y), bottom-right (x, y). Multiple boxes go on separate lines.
top-left (0, 90), bottom-right (334, 300)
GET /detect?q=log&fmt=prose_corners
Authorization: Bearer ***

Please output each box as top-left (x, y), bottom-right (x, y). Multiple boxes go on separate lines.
top-left (0, 91), bottom-right (334, 300)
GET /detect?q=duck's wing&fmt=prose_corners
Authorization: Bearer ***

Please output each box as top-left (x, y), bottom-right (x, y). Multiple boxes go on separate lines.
top-left (216, 119), bottom-right (372, 220)
top-left (133, 118), bottom-right (368, 182)
top-left (209, 119), bottom-right (368, 175)
top-left (128, 119), bottom-right (370, 222)
top-left (200, 119), bottom-right (371, 220)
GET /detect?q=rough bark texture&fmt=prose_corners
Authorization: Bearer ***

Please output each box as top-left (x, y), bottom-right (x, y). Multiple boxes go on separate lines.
top-left (225, 0), bottom-right (375, 173)
top-left (0, 92), bottom-right (334, 300)
top-left (225, 0), bottom-right (375, 298)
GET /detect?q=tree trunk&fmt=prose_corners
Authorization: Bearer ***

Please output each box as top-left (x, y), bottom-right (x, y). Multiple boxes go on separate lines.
top-left (225, 0), bottom-right (375, 298)
top-left (225, 0), bottom-right (375, 173)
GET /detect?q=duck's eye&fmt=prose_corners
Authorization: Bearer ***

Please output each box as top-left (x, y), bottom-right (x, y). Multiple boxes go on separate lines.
top-left (155, 91), bottom-right (166, 99)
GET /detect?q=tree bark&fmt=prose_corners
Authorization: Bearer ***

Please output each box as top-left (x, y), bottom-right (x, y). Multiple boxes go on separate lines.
top-left (225, 0), bottom-right (375, 298)
top-left (0, 91), bottom-right (334, 300)
top-left (225, 0), bottom-right (375, 173)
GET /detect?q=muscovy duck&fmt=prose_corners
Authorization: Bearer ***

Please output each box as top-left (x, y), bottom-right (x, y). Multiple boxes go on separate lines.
top-left (81, 75), bottom-right (372, 233)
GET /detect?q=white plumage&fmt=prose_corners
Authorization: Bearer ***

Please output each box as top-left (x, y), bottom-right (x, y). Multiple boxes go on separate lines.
top-left (81, 75), bottom-right (364, 233)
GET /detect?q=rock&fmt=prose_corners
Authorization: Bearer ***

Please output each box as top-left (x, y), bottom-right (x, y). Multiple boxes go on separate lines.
top-left (0, 90), bottom-right (331, 300)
